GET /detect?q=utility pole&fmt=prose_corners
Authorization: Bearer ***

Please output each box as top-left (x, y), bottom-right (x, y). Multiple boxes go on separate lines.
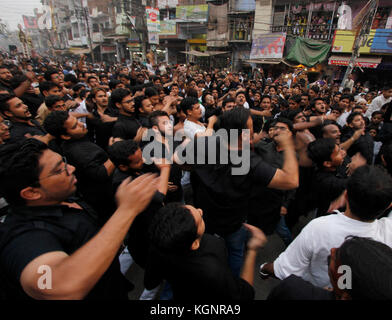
top-left (81, 0), bottom-right (95, 63)
top-left (339, 0), bottom-right (378, 92)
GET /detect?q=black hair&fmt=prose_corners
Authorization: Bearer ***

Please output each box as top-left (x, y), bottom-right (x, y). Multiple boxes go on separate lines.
top-left (149, 110), bottom-right (169, 128)
top-left (39, 81), bottom-right (60, 95)
top-left (44, 68), bottom-right (60, 82)
top-left (307, 138), bottom-right (336, 168)
top-left (144, 87), bottom-right (159, 98)
top-left (222, 97), bottom-right (235, 109)
top-left (271, 117), bottom-right (294, 134)
top-left (0, 139), bottom-right (48, 206)
top-left (336, 236), bottom-right (392, 300)
top-left (134, 95), bottom-right (150, 116)
top-left (10, 74), bottom-right (28, 89)
top-left (287, 109), bottom-right (303, 122)
top-left (108, 139), bottom-right (140, 167)
top-left (218, 107), bottom-right (251, 145)
top-left (340, 94), bottom-right (352, 102)
top-left (110, 88), bottom-right (131, 106)
top-left (148, 203), bottom-right (198, 254)
top-left (310, 97), bottom-right (325, 109)
top-left (87, 76), bottom-right (98, 83)
top-left (289, 95), bottom-right (301, 104)
top-left (235, 90), bottom-right (246, 98)
top-left (309, 85), bottom-right (320, 94)
top-left (64, 74), bottom-right (78, 84)
top-left (261, 94), bottom-right (271, 102)
top-left (109, 80), bottom-right (123, 91)
top-left (131, 85), bottom-right (144, 95)
top-left (347, 165), bottom-right (392, 220)
top-left (346, 112), bottom-right (363, 125)
top-left (321, 120), bottom-right (341, 135)
top-left (45, 95), bottom-right (64, 110)
top-left (371, 110), bottom-right (384, 118)
top-left (201, 90), bottom-right (213, 105)
top-left (72, 83), bottom-right (86, 93)
top-left (43, 110), bottom-right (69, 139)
top-left (0, 93), bottom-right (16, 113)
top-left (180, 97), bottom-right (199, 116)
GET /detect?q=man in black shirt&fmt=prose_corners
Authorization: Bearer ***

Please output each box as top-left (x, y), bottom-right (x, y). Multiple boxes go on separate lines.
top-left (86, 87), bottom-right (117, 151)
top-left (179, 108), bottom-right (298, 276)
top-left (0, 138), bottom-right (159, 300)
top-left (307, 138), bottom-right (352, 216)
top-left (134, 95), bottom-right (154, 128)
top-left (145, 110), bottom-right (183, 203)
top-left (248, 118), bottom-right (295, 245)
top-left (112, 88), bottom-right (143, 141)
top-left (108, 139), bottom-right (170, 269)
top-left (341, 112), bottom-right (374, 164)
top-left (0, 93), bottom-right (50, 144)
top-left (44, 111), bottom-right (116, 224)
top-left (145, 202), bottom-right (267, 301)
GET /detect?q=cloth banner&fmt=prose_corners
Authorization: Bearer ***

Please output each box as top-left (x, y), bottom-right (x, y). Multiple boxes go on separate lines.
top-left (285, 37), bottom-right (331, 67)
top-left (250, 33), bottom-right (286, 59)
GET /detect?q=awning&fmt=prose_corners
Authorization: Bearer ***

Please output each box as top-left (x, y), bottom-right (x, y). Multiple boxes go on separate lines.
top-left (67, 45), bottom-right (98, 55)
top-left (328, 55), bottom-right (382, 69)
top-left (245, 59), bottom-right (282, 65)
top-left (180, 50), bottom-right (229, 57)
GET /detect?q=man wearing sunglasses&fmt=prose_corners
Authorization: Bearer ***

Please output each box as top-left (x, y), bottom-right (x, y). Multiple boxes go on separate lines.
top-left (0, 138), bottom-right (159, 300)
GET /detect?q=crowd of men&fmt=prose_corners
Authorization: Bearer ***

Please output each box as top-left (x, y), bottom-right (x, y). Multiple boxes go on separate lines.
top-left (0, 51), bottom-right (392, 300)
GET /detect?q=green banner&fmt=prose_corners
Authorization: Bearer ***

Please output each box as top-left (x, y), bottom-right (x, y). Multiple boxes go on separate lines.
top-left (286, 37), bottom-right (331, 67)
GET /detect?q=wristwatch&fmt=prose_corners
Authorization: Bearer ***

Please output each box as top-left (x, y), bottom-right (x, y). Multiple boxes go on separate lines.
top-left (259, 262), bottom-right (270, 278)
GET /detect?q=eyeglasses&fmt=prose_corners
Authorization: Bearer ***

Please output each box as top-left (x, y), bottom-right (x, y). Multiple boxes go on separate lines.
top-left (272, 126), bottom-right (288, 131)
top-left (38, 156), bottom-right (70, 182)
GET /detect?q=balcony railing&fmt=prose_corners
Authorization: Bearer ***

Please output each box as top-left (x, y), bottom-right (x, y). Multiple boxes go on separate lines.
top-left (271, 24), bottom-right (338, 41)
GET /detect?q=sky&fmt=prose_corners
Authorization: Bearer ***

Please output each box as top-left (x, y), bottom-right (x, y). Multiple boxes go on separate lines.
top-left (1, 0), bottom-right (43, 31)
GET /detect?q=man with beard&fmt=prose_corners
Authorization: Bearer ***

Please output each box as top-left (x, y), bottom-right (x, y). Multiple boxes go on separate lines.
top-left (146, 110), bottom-right (183, 203)
top-left (0, 65), bottom-right (35, 97)
top-left (43, 111), bottom-right (116, 224)
top-left (0, 93), bottom-right (51, 144)
top-left (134, 95), bottom-right (154, 128)
top-left (112, 88), bottom-right (142, 141)
top-left (310, 97), bottom-right (327, 117)
top-left (10, 74), bottom-right (43, 119)
top-left (86, 87), bottom-right (117, 150)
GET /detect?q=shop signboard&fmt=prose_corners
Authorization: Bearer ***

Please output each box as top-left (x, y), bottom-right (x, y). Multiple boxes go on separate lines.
top-left (250, 33), bottom-right (286, 59)
top-left (148, 32), bottom-right (160, 45)
top-left (160, 20), bottom-right (177, 35)
top-left (146, 7), bottom-right (160, 33)
top-left (158, 0), bottom-right (178, 8)
top-left (176, 5), bottom-right (208, 22)
top-left (332, 29), bottom-right (376, 54)
top-left (370, 29), bottom-right (392, 54)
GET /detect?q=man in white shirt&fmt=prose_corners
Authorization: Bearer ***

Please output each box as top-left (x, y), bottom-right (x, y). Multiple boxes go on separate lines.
top-left (259, 165), bottom-right (392, 288)
top-left (180, 97), bottom-right (217, 192)
top-left (365, 85), bottom-right (392, 119)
